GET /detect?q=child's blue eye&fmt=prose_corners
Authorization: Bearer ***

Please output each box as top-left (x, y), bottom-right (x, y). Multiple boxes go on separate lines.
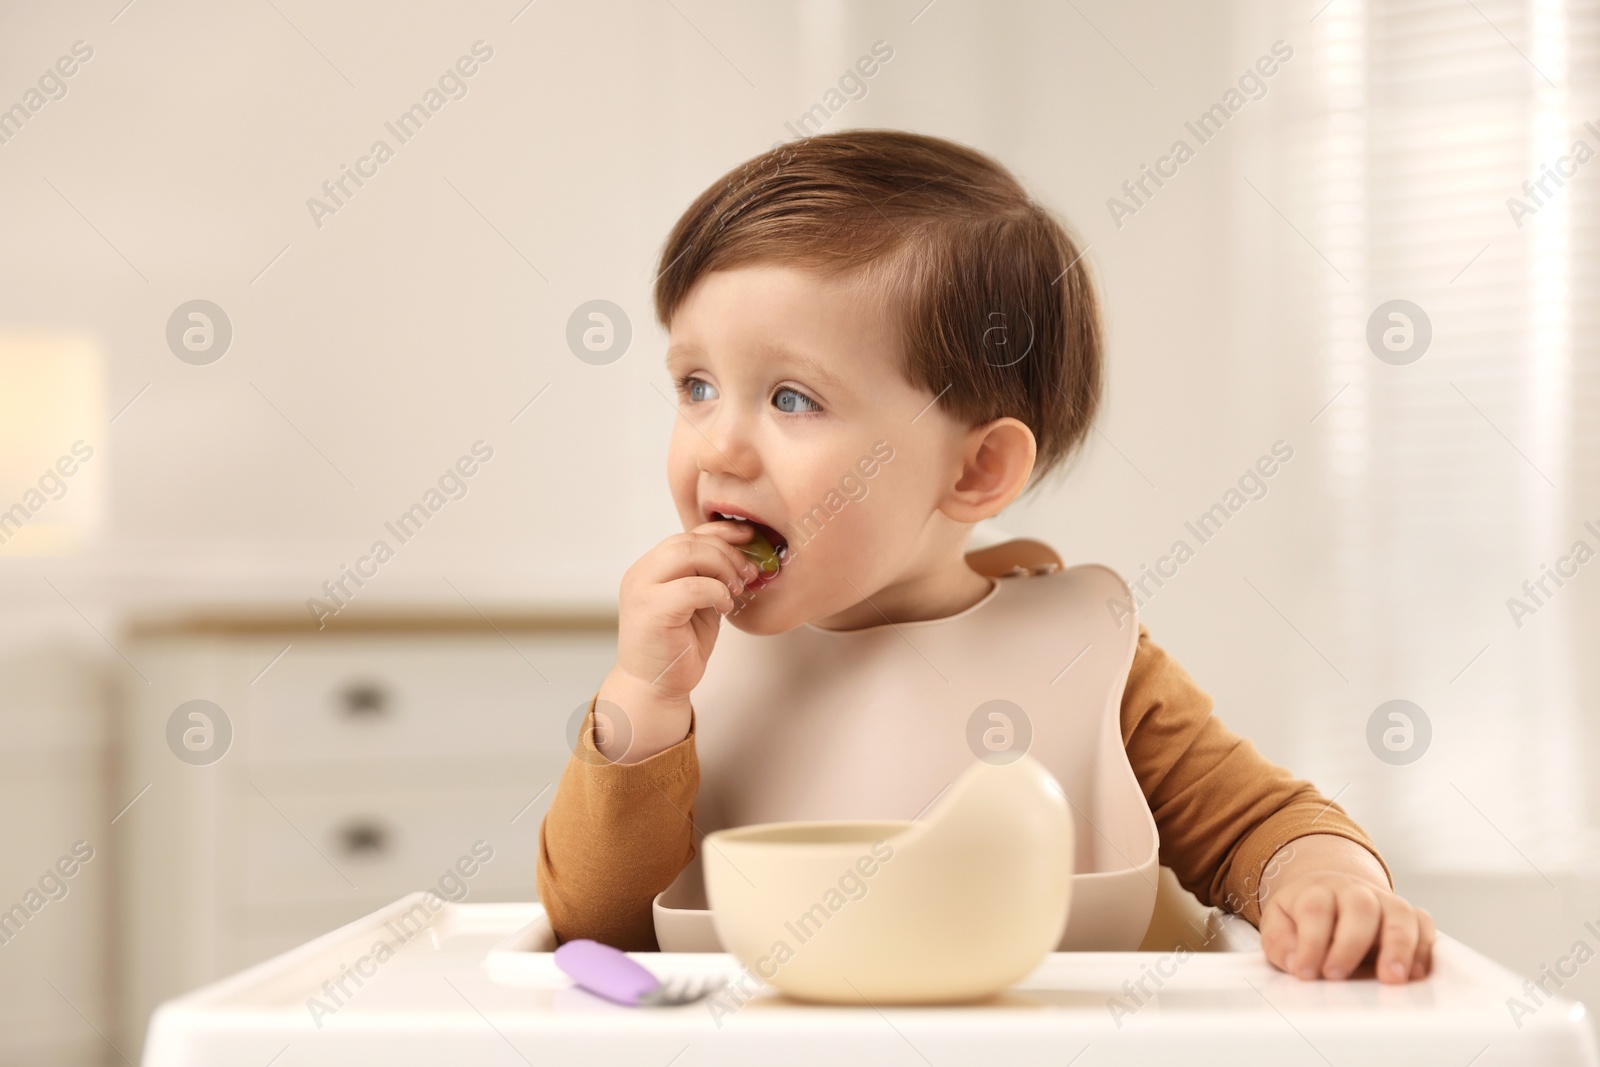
top-left (774, 386), bottom-right (821, 414)
top-left (675, 375), bottom-right (716, 403)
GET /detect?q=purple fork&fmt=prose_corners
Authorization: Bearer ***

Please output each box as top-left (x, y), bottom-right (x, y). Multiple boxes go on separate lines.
top-left (553, 939), bottom-right (727, 1007)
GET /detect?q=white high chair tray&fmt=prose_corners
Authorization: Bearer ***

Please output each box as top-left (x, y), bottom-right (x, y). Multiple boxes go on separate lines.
top-left (143, 892), bottom-right (1598, 1067)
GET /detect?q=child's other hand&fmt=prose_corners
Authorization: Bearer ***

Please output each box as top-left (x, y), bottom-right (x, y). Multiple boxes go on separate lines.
top-left (595, 521), bottom-right (760, 762)
top-left (1258, 839), bottom-right (1436, 984)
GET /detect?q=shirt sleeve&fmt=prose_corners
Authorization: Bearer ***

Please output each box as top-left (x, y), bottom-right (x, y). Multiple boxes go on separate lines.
top-left (534, 694), bottom-right (700, 951)
top-left (1120, 625), bottom-right (1392, 927)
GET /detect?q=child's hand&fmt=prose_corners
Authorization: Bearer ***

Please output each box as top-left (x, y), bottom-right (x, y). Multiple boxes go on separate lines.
top-left (1257, 836), bottom-right (1436, 983)
top-left (593, 520), bottom-right (760, 763)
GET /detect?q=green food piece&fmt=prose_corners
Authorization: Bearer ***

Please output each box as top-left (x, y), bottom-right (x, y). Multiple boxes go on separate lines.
top-left (739, 530), bottom-right (782, 575)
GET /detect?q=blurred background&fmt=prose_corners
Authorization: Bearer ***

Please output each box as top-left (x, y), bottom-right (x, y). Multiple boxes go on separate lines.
top-left (1, 0), bottom-right (1597, 1061)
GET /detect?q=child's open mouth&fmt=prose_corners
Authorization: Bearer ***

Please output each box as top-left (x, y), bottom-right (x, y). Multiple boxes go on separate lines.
top-left (704, 504), bottom-right (789, 586)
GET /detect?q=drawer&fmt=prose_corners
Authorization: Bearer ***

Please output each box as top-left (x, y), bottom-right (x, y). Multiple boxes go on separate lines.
top-left (237, 783), bottom-right (548, 908)
top-left (245, 634), bottom-right (615, 763)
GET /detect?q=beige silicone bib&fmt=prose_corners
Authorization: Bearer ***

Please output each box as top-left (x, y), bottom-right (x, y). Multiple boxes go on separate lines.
top-left (656, 559), bottom-right (1158, 955)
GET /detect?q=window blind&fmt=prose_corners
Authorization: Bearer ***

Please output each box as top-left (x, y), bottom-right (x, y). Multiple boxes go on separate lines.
top-left (1283, 0), bottom-right (1597, 872)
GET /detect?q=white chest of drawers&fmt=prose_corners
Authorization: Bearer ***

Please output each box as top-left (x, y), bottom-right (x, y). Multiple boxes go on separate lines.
top-left (118, 612), bottom-right (616, 1057)
top-left (0, 644), bottom-right (112, 1067)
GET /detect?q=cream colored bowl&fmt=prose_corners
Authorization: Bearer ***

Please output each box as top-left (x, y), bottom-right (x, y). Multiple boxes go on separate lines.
top-left (702, 755), bottom-right (1074, 1004)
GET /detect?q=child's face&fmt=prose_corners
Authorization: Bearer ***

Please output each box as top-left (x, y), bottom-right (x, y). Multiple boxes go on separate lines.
top-left (665, 261), bottom-right (972, 635)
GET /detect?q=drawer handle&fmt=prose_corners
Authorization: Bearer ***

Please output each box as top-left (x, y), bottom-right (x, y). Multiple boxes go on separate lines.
top-left (336, 821), bottom-right (390, 857)
top-left (339, 681), bottom-right (390, 718)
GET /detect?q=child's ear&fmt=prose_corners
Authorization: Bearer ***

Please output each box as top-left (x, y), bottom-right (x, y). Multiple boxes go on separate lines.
top-left (939, 416), bottom-right (1036, 523)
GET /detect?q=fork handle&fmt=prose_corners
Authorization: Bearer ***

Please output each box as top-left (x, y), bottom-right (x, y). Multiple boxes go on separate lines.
top-left (553, 939), bottom-right (663, 1007)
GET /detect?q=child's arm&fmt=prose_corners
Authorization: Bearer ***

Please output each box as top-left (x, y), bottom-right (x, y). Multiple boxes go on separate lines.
top-left (1120, 625), bottom-right (1385, 925)
top-left (534, 692), bottom-right (700, 950)
top-left (1121, 625), bottom-right (1433, 980)
top-left (537, 518), bottom-right (759, 949)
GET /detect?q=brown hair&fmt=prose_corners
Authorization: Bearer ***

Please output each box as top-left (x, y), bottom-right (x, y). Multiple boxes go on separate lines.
top-left (653, 128), bottom-right (1102, 496)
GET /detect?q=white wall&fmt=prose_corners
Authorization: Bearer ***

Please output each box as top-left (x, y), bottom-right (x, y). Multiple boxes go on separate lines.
top-left (0, 0), bottom-right (1247, 617)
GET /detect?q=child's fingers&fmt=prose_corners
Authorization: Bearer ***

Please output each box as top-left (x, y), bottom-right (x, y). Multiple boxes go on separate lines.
top-left (656, 575), bottom-right (741, 623)
top-left (684, 526), bottom-right (764, 582)
top-left (1320, 885), bottom-right (1381, 979)
top-left (692, 524), bottom-right (761, 562)
top-left (1410, 908), bottom-right (1437, 980)
top-left (1286, 885), bottom-right (1337, 979)
top-left (692, 522), bottom-right (770, 579)
top-left (692, 518), bottom-right (756, 542)
top-left (688, 599), bottom-right (722, 645)
top-left (691, 519), bottom-right (762, 560)
top-left (633, 536), bottom-right (754, 594)
top-left (1374, 897), bottom-right (1421, 983)
top-left (1258, 905), bottom-right (1298, 973)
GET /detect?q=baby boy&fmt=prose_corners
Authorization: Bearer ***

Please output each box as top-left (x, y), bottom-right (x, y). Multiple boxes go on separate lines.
top-left (537, 129), bottom-right (1434, 984)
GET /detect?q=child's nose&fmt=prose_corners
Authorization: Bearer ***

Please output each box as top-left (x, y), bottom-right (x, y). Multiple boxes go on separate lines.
top-left (694, 406), bottom-right (760, 477)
